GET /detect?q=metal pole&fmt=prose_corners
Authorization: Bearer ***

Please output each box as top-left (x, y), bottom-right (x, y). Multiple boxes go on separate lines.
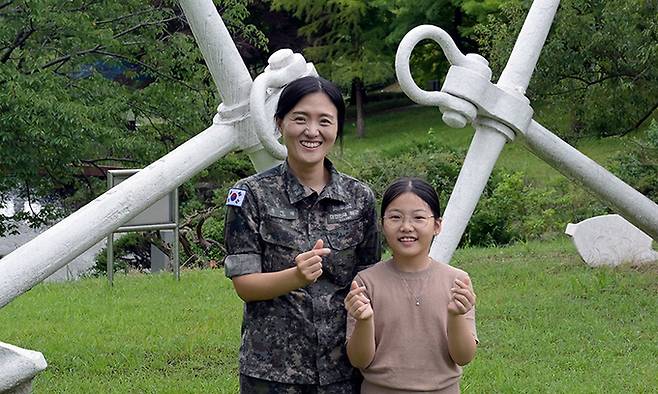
top-left (178, 0), bottom-right (252, 107)
top-left (496, 0), bottom-right (561, 96)
top-left (107, 233), bottom-right (114, 286)
top-left (430, 124), bottom-right (508, 262)
top-left (173, 188), bottom-right (180, 281)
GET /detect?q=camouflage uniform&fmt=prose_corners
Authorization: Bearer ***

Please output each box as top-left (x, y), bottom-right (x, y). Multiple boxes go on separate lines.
top-left (224, 159), bottom-right (381, 387)
top-left (239, 374), bottom-right (359, 393)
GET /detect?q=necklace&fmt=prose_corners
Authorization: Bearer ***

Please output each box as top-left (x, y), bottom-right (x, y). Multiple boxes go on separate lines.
top-left (393, 258), bottom-right (432, 306)
top-left (397, 271), bottom-right (430, 307)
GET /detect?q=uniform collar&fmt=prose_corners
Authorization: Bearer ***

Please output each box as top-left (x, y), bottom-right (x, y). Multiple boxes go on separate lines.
top-left (282, 159), bottom-right (349, 205)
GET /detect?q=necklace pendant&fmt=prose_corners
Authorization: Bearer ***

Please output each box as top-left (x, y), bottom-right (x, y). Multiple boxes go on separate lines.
top-left (415, 300), bottom-right (420, 306)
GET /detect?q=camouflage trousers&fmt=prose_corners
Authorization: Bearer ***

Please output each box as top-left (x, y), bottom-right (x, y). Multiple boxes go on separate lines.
top-left (239, 375), bottom-right (359, 394)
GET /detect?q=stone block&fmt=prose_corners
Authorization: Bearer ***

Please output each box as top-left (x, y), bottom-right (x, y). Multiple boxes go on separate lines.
top-left (565, 214), bottom-right (658, 267)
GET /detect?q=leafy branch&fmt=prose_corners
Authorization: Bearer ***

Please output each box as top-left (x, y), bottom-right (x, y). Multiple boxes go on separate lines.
top-left (96, 9), bottom-right (155, 25)
top-left (1, 23), bottom-right (35, 63)
top-left (0, 0), bottom-right (15, 11)
top-left (619, 101), bottom-right (658, 137)
top-left (113, 15), bottom-right (181, 39)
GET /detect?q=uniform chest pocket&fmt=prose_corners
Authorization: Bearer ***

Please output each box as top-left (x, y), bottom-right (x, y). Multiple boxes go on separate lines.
top-left (326, 219), bottom-right (365, 250)
top-left (259, 216), bottom-right (306, 272)
top-left (325, 219), bottom-right (365, 286)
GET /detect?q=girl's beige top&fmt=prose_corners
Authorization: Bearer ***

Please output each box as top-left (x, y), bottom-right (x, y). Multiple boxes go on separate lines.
top-left (347, 259), bottom-right (477, 393)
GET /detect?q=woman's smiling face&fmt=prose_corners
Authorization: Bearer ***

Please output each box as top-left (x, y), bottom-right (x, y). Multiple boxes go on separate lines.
top-left (278, 91), bottom-right (338, 169)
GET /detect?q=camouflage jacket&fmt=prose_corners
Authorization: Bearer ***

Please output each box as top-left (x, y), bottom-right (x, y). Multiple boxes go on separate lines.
top-left (224, 159), bottom-right (381, 385)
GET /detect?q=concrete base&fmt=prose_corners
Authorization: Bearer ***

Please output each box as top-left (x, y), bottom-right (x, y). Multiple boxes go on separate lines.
top-left (0, 342), bottom-right (47, 394)
top-left (5, 380), bottom-right (31, 394)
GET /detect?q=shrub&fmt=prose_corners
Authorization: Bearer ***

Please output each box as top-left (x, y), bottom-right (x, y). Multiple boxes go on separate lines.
top-left (612, 120), bottom-right (658, 203)
top-left (464, 173), bottom-right (609, 246)
top-left (350, 138), bottom-right (610, 248)
top-left (349, 139), bottom-right (465, 212)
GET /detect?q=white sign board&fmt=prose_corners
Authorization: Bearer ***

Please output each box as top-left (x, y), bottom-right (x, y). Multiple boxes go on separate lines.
top-left (108, 169), bottom-right (176, 229)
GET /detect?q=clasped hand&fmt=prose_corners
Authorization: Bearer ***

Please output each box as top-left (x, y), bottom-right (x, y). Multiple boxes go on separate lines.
top-left (448, 276), bottom-right (476, 316)
top-left (344, 280), bottom-right (373, 321)
top-left (295, 239), bottom-right (330, 284)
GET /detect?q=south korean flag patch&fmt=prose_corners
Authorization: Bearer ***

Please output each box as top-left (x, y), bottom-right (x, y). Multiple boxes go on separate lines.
top-left (226, 188), bottom-right (247, 207)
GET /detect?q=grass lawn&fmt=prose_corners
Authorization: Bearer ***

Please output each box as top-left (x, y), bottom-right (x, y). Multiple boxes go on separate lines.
top-left (1, 239), bottom-right (656, 393)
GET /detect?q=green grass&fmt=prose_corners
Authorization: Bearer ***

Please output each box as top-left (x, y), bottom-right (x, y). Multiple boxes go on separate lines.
top-left (454, 239), bottom-right (658, 393)
top-left (335, 105), bottom-right (632, 183)
top-left (0, 271), bottom-right (243, 393)
top-left (1, 239), bottom-right (656, 392)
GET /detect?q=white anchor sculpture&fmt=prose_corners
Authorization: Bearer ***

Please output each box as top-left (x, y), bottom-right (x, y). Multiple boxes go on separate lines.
top-left (394, 0), bottom-right (658, 264)
top-left (1, 0), bottom-right (657, 391)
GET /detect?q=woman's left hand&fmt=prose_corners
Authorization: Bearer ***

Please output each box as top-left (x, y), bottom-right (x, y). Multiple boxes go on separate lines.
top-left (448, 276), bottom-right (476, 316)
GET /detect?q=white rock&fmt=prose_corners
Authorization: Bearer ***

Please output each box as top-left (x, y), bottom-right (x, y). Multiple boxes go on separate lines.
top-left (565, 214), bottom-right (658, 267)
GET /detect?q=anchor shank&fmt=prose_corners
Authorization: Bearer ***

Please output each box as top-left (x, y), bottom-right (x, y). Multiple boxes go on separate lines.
top-left (430, 124), bottom-right (508, 263)
top-left (178, 0), bottom-right (253, 107)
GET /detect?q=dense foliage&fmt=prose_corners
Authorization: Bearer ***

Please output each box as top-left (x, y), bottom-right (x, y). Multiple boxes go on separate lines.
top-left (0, 0), bottom-right (265, 236)
top-left (612, 120), bottom-right (658, 203)
top-left (477, 0), bottom-right (658, 139)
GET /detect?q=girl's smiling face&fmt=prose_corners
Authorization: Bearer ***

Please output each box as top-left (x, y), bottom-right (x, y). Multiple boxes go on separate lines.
top-left (382, 192), bottom-right (441, 261)
top-left (278, 91), bottom-right (338, 170)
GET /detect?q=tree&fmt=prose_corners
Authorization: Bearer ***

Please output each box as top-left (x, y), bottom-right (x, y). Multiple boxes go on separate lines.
top-left (476, 0), bottom-right (658, 139)
top-left (267, 1), bottom-right (508, 138)
top-left (270, 0), bottom-right (397, 138)
top-left (382, 0), bottom-right (506, 91)
top-left (0, 0), bottom-right (266, 236)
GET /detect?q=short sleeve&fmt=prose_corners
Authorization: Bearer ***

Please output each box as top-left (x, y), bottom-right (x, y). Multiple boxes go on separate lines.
top-left (223, 182), bottom-right (263, 278)
top-left (355, 187), bottom-right (381, 271)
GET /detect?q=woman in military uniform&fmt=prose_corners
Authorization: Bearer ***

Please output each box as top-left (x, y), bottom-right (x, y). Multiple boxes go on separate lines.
top-left (224, 75), bottom-right (381, 393)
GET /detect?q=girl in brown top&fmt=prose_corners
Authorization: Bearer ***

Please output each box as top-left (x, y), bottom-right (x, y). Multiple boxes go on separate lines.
top-left (345, 177), bottom-right (478, 393)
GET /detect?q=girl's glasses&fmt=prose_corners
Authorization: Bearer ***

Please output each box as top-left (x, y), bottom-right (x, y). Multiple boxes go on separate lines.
top-left (383, 213), bottom-right (435, 227)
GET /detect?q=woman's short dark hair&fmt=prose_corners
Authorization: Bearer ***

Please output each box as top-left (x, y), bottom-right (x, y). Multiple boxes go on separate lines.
top-left (274, 75), bottom-right (346, 140)
top-left (381, 177), bottom-right (441, 219)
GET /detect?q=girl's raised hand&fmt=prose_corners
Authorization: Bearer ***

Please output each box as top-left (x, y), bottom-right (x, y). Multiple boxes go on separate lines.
top-left (448, 276), bottom-right (476, 316)
top-left (294, 239), bottom-right (330, 284)
top-left (345, 280), bottom-right (373, 321)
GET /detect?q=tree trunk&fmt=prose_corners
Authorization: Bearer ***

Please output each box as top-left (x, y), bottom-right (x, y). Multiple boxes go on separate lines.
top-left (353, 78), bottom-right (366, 138)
